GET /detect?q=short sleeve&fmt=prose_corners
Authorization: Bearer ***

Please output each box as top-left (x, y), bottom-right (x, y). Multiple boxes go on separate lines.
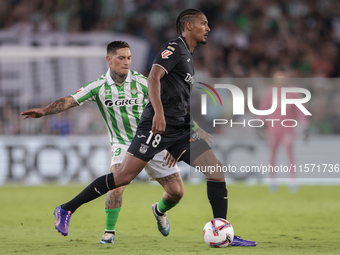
top-left (71, 80), bottom-right (99, 106)
top-left (152, 42), bottom-right (181, 74)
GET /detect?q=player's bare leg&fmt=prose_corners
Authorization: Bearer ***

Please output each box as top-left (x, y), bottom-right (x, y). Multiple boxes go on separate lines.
top-left (192, 149), bottom-right (225, 180)
top-left (113, 154), bottom-right (148, 186)
top-left (156, 172), bottom-right (185, 203)
top-left (101, 163), bottom-right (126, 244)
top-left (151, 173), bottom-right (185, 236)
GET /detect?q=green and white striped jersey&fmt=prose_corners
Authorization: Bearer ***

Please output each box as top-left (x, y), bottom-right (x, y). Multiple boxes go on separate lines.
top-left (71, 69), bottom-right (148, 145)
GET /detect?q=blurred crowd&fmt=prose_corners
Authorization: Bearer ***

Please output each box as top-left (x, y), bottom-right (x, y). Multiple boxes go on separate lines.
top-left (1, 0), bottom-right (340, 135)
top-left (1, 0), bottom-right (340, 77)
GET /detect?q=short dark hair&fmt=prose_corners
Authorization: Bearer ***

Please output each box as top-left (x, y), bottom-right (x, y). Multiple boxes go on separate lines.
top-left (107, 41), bottom-right (130, 55)
top-left (175, 9), bottom-right (203, 34)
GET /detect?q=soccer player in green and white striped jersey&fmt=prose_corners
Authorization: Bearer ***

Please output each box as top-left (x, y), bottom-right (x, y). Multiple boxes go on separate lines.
top-left (21, 41), bottom-right (184, 243)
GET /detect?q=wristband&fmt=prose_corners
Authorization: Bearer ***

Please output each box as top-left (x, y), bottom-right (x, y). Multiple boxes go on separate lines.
top-left (192, 121), bottom-right (199, 131)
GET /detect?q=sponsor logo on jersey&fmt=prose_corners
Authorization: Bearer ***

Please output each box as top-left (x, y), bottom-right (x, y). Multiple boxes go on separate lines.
top-left (105, 89), bottom-right (111, 95)
top-left (161, 50), bottom-right (173, 59)
top-left (169, 42), bottom-right (177, 45)
top-left (139, 144), bottom-right (149, 154)
top-left (117, 98), bottom-right (142, 106)
top-left (105, 98), bottom-right (142, 107)
top-left (137, 134), bottom-right (146, 138)
top-left (104, 99), bottom-right (114, 107)
top-left (187, 58), bottom-right (190, 62)
top-left (167, 46), bottom-right (175, 51)
top-left (185, 73), bottom-right (194, 85)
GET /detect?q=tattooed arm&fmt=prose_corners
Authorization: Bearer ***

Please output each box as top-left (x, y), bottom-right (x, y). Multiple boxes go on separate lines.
top-left (21, 96), bottom-right (79, 119)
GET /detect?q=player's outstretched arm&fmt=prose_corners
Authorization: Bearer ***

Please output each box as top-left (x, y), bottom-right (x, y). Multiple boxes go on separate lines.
top-left (21, 96), bottom-right (78, 119)
top-left (147, 65), bottom-right (166, 135)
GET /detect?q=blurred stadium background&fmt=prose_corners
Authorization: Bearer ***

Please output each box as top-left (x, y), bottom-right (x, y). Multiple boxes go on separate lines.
top-left (1, 0), bottom-right (340, 186)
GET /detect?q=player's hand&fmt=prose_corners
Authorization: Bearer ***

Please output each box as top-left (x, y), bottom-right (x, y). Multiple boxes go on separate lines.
top-left (196, 127), bottom-right (213, 145)
top-left (164, 151), bottom-right (176, 168)
top-left (21, 108), bottom-right (45, 119)
top-left (152, 113), bottom-right (166, 135)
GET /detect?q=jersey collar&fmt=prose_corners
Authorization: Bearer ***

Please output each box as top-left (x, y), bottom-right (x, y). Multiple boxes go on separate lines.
top-left (106, 68), bottom-right (132, 86)
top-left (179, 35), bottom-right (193, 55)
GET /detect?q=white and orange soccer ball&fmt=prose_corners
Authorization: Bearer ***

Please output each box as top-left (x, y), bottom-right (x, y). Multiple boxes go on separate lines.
top-left (203, 218), bottom-right (234, 248)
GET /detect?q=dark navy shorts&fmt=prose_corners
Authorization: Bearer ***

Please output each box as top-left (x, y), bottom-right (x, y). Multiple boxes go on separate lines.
top-left (127, 118), bottom-right (210, 165)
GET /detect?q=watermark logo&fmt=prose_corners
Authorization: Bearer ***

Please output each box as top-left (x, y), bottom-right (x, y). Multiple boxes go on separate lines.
top-left (196, 82), bottom-right (223, 115)
top-left (197, 83), bottom-right (312, 128)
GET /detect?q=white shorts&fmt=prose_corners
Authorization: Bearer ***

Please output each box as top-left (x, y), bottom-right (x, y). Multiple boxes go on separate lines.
top-left (110, 144), bottom-right (180, 181)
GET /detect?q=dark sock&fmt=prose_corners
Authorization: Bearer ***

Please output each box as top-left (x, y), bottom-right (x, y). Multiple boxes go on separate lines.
top-left (207, 180), bottom-right (228, 219)
top-left (155, 204), bottom-right (164, 216)
top-left (105, 230), bottom-right (115, 234)
top-left (62, 173), bottom-right (116, 213)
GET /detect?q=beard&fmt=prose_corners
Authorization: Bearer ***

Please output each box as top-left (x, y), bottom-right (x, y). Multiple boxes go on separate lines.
top-left (199, 36), bottom-right (208, 45)
top-left (199, 40), bottom-right (207, 45)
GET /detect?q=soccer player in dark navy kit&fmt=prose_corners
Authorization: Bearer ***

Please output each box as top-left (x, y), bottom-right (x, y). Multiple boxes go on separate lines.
top-left (54, 9), bottom-right (256, 247)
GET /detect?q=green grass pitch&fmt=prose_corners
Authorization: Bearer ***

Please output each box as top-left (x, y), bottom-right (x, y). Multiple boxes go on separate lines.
top-left (0, 183), bottom-right (339, 254)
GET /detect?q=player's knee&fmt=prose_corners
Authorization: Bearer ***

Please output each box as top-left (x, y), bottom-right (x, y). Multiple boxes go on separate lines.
top-left (169, 185), bottom-right (184, 202)
top-left (194, 150), bottom-right (221, 168)
top-left (113, 171), bottom-right (134, 186)
top-left (120, 176), bottom-right (133, 186)
top-left (176, 188), bottom-right (184, 201)
top-left (175, 186), bottom-right (185, 199)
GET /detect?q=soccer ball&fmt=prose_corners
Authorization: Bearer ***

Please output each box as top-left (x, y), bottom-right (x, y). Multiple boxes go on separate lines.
top-left (203, 218), bottom-right (234, 248)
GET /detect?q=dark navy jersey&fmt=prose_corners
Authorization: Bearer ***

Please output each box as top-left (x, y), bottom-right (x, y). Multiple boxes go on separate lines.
top-left (142, 35), bottom-right (194, 126)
